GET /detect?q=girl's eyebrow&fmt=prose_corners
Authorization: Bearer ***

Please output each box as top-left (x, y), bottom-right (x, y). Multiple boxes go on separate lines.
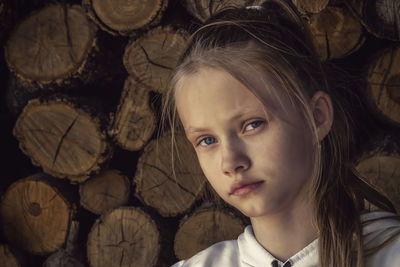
top-left (187, 127), bottom-right (209, 134)
top-left (187, 108), bottom-right (266, 134)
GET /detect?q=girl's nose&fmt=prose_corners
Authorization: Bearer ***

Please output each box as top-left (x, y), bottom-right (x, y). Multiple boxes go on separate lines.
top-left (221, 141), bottom-right (250, 176)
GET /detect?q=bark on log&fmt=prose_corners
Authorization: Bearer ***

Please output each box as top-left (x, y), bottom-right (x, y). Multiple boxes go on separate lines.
top-left (4, 4), bottom-right (97, 84)
top-left (0, 244), bottom-right (23, 267)
top-left (0, 175), bottom-right (72, 255)
top-left (13, 97), bottom-right (112, 183)
top-left (108, 77), bottom-right (156, 151)
top-left (42, 221), bottom-right (86, 267)
top-left (292, 0), bottom-right (329, 14)
top-left (367, 46), bottom-right (400, 125)
top-left (308, 6), bottom-right (365, 60)
top-left (87, 207), bottom-right (160, 267)
top-left (134, 132), bottom-right (206, 217)
top-left (123, 27), bottom-right (188, 94)
top-left (82, 0), bottom-right (168, 36)
top-left (79, 169), bottom-right (130, 215)
top-left (346, 0), bottom-right (400, 41)
top-left (174, 208), bottom-right (244, 260)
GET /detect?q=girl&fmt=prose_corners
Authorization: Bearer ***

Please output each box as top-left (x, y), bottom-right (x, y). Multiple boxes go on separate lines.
top-left (161, 0), bottom-right (400, 266)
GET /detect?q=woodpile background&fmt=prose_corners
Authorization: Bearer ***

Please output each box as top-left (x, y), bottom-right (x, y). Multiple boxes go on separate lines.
top-left (0, 0), bottom-right (399, 266)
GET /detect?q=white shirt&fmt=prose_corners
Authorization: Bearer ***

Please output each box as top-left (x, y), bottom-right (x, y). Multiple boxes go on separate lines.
top-left (172, 211), bottom-right (400, 267)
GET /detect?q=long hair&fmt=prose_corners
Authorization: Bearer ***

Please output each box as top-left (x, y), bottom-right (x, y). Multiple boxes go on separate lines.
top-left (160, 1), bottom-right (395, 266)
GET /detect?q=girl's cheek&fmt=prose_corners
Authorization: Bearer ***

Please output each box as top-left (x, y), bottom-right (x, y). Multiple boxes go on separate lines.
top-left (197, 153), bottom-right (217, 177)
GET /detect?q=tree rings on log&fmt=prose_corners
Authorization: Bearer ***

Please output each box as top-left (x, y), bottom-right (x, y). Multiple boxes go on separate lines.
top-left (292, 0), bottom-right (329, 14)
top-left (82, 0), bottom-right (168, 36)
top-left (0, 176), bottom-right (72, 255)
top-left (0, 244), bottom-right (22, 267)
top-left (87, 207), bottom-right (160, 267)
top-left (346, 0), bottom-right (400, 41)
top-left (109, 77), bottom-right (156, 151)
top-left (174, 209), bottom-right (244, 260)
top-left (79, 169), bottom-right (130, 215)
top-left (355, 152), bottom-right (400, 212)
top-left (134, 133), bottom-right (206, 217)
top-left (13, 98), bottom-right (112, 183)
top-left (123, 27), bottom-right (188, 94)
top-left (4, 4), bottom-right (97, 84)
top-left (367, 46), bottom-right (400, 125)
top-left (308, 6), bottom-right (365, 60)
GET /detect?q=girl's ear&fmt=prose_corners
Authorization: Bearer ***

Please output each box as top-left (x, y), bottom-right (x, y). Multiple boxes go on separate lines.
top-left (310, 91), bottom-right (334, 141)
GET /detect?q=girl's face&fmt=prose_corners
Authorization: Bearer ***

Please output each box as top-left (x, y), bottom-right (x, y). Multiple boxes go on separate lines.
top-left (175, 68), bottom-right (316, 218)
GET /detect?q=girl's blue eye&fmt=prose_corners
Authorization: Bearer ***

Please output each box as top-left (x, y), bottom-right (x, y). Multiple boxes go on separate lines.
top-left (245, 120), bottom-right (263, 131)
top-left (198, 136), bottom-right (216, 147)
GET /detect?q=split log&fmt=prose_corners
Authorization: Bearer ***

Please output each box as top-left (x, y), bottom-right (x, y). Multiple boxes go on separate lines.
top-left (4, 4), bottom-right (97, 85)
top-left (43, 221), bottom-right (86, 267)
top-left (134, 132), bottom-right (206, 217)
top-left (13, 97), bottom-right (112, 183)
top-left (0, 175), bottom-right (73, 255)
top-left (87, 207), bottom-right (160, 267)
top-left (108, 77), bottom-right (156, 151)
top-left (174, 208), bottom-right (245, 260)
top-left (307, 6), bottom-right (365, 60)
top-left (367, 46), bottom-right (400, 125)
top-left (123, 27), bottom-right (188, 94)
top-left (79, 169), bottom-right (130, 215)
top-left (0, 244), bottom-right (23, 267)
top-left (82, 0), bottom-right (168, 36)
top-left (292, 0), bottom-right (329, 14)
top-left (346, 0), bottom-right (400, 41)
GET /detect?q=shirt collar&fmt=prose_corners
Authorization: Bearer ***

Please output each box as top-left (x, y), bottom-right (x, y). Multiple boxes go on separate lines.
top-left (361, 210), bottom-right (400, 252)
top-left (238, 225), bottom-right (318, 267)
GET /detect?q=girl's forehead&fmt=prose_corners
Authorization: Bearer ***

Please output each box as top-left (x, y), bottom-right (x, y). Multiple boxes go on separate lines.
top-left (174, 67), bottom-right (298, 119)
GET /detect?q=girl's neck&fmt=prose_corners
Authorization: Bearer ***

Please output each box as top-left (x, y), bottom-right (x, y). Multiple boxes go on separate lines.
top-left (250, 199), bottom-right (318, 262)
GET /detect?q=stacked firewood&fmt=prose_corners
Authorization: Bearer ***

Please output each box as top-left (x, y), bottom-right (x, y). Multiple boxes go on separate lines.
top-left (0, 0), bottom-right (399, 266)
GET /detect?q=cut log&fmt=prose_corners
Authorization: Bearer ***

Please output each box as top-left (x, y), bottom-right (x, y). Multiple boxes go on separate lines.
top-left (183, 0), bottom-right (252, 23)
top-left (367, 46), bottom-right (400, 125)
top-left (123, 27), bottom-right (188, 94)
top-left (355, 152), bottom-right (400, 213)
top-left (87, 207), bottom-right (160, 267)
top-left (0, 244), bottom-right (23, 267)
top-left (43, 221), bottom-right (86, 267)
top-left (13, 97), bottom-right (112, 183)
top-left (134, 132), bottom-right (206, 217)
top-left (82, 0), bottom-right (168, 36)
top-left (308, 6), bottom-right (365, 60)
top-left (174, 208), bottom-right (244, 260)
top-left (346, 0), bottom-right (400, 41)
top-left (4, 4), bottom-right (97, 84)
top-left (108, 77), bottom-right (156, 151)
top-left (79, 169), bottom-right (130, 215)
top-left (292, 0), bottom-right (329, 14)
top-left (0, 175), bottom-right (72, 255)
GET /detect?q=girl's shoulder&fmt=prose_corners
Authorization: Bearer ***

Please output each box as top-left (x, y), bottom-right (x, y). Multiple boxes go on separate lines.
top-left (171, 238), bottom-right (241, 267)
top-left (361, 210), bottom-right (400, 267)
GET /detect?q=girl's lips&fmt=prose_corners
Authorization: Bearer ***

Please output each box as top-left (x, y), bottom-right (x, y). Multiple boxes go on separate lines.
top-left (230, 180), bottom-right (264, 196)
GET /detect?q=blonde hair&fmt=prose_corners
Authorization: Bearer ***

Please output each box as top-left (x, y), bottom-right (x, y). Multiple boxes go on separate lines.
top-left (160, 1), bottom-right (395, 266)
